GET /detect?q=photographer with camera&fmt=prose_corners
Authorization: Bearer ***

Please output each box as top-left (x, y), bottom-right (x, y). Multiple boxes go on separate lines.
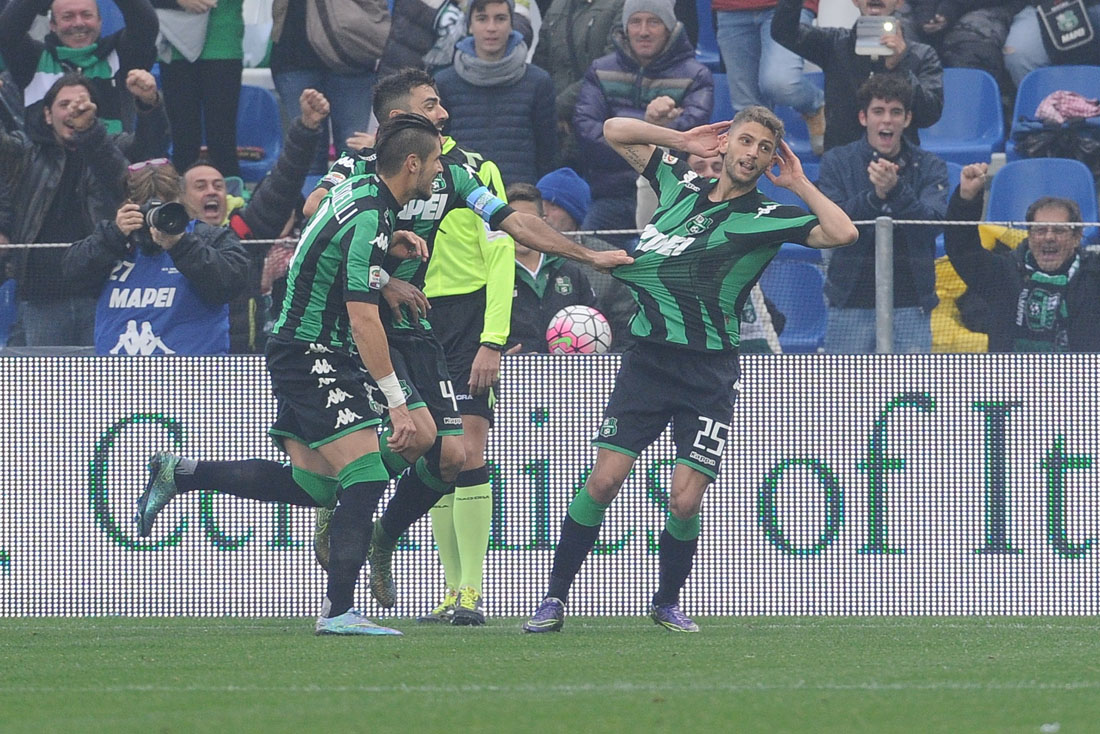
top-left (62, 158), bottom-right (248, 355)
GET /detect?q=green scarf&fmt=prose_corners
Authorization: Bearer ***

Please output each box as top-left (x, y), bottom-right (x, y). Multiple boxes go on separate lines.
top-left (1011, 251), bottom-right (1079, 352)
top-left (27, 41), bottom-right (122, 134)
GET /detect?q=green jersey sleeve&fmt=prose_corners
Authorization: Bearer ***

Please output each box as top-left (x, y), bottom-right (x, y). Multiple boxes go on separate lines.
top-left (344, 209), bottom-right (390, 305)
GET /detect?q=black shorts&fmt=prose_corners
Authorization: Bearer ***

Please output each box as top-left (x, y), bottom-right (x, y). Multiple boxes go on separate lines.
top-left (266, 338), bottom-right (384, 450)
top-left (428, 288), bottom-right (497, 423)
top-left (387, 329), bottom-right (463, 435)
top-left (594, 341), bottom-right (741, 479)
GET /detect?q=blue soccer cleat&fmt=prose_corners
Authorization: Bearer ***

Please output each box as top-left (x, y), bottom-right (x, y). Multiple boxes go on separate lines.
top-left (315, 609), bottom-right (403, 636)
top-left (649, 603), bottom-right (699, 633)
top-left (135, 452), bottom-right (181, 537)
top-left (522, 597), bottom-right (565, 633)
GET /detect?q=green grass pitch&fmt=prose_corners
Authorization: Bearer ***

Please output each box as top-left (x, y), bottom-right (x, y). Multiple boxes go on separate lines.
top-left (2, 616), bottom-right (1096, 733)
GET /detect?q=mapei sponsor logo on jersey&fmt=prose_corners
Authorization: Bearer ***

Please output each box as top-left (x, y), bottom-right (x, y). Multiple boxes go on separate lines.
top-left (754, 203), bottom-right (782, 219)
top-left (108, 287), bottom-right (176, 309)
top-left (399, 193), bottom-right (447, 221)
top-left (334, 407), bottom-right (363, 429)
top-left (685, 214), bottom-right (712, 235)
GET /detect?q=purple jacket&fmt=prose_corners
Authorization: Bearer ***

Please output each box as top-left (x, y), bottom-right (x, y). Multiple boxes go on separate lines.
top-left (573, 24), bottom-right (713, 200)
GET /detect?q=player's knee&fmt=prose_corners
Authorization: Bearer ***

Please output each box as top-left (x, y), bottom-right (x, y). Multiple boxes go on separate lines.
top-left (668, 493), bottom-right (703, 521)
top-left (409, 424), bottom-right (437, 459)
top-left (438, 442), bottom-right (466, 484)
top-left (584, 473), bottom-right (623, 504)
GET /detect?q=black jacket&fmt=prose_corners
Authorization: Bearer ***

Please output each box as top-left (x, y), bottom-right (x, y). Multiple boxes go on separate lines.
top-left (61, 218), bottom-right (248, 306)
top-left (508, 255), bottom-right (596, 353)
top-left (945, 191), bottom-right (1100, 352)
top-left (772, 0), bottom-right (944, 152)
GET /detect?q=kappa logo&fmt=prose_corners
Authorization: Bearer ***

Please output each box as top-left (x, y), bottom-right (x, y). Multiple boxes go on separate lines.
top-left (599, 417), bottom-right (618, 438)
top-left (554, 276), bottom-right (573, 295)
top-left (109, 320), bottom-right (174, 355)
top-left (310, 358), bottom-right (336, 375)
top-left (680, 170), bottom-right (700, 192)
top-left (754, 203), bottom-right (782, 219)
top-left (334, 408), bottom-right (363, 428)
top-left (306, 343), bottom-right (333, 354)
top-left (325, 387), bottom-right (354, 408)
top-left (317, 377), bottom-right (337, 387)
top-left (686, 214), bottom-right (712, 235)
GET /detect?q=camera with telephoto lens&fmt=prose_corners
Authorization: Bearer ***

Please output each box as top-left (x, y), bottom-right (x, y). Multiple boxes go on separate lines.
top-left (140, 199), bottom-right (189, 236)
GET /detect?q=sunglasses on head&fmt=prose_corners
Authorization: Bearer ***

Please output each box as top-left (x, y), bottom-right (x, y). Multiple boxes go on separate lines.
top-left (127, 158), bottom-right (169, 173)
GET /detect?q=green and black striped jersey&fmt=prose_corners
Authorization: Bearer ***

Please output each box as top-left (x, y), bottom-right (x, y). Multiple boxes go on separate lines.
top-left (271, 174), bottom-right (397, 352)
top-left (613, 149), bottom-right (819, 352)
top-left (318, 137), bottom-right (512, 332)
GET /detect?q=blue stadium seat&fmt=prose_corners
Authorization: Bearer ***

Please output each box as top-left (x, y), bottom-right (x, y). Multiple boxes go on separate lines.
top-left (774, 71), bottom-right (824, 164)
top-left (302, 174), bottom-right (323, 198)
top-left (97, 0), bottom-right (125, 36)
top-left (922, 68), bottom-right (1004, 166)
top-left (759, 258), bottom-right (827, 353)
top-left (1006, 65), bottom-right (1100, 160)
top-left (695, 0), bottom-right (722, 72)
top-left (236, 85), bottom-right (283, 183)
top-left (711, 73), bottom-right (732, 123)
top-left (986, 158), bottom-right (1098, 226)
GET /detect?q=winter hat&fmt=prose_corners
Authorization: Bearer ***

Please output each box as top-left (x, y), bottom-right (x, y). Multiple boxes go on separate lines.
top-left (621, 0), bottom-right (676, 32)
top-left (536, 168), bottom-right (591, 227)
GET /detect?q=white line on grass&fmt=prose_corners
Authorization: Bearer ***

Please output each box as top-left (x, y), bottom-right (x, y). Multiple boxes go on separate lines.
top-left (2, 681), bottom-right (1098, 695)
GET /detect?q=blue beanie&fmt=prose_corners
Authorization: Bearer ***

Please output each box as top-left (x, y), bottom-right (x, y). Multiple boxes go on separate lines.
top-left (536, 168), bottom-right (591, 226)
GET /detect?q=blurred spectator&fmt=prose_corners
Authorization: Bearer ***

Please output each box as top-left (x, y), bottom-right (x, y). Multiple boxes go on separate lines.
top-left (0, 0), bottom-right (158, 134)
top-left (0, 68), bottom-right (26, 133)
top-left (151, 0), bottom-right (243, 177)
top-left (380, 0), bottom-right (462, 74)
top-left (713, 0), bottom-right (825, 154)
top-left (61, 158), bottom-right (248, 355)
top-left (1003, 0), bottom-right (1100, 88)
top-left (504, 182), bottom-right (598, 353)
top-left (816, 74), bottom-right (948, 354)
top-left (573, 0), bottom-right (713, 237)
top-left (536, 166), bottom-right (636, 351)
top-left (180, 87), bottom-right (330, 353)
top-left (900, 0), bottom-right (1018, 92)
top-left (435, 0), bottom-right (558, 185)
top-left (269, 0), bottom-right (385, 173)
top-left (533, 0), bottom-right (625, 171)
top-left (0, 74), bottom-right (128, 346)
top-left (947, 162), bottom-right (1100, 351)
top-left (772, 0), bottom-right (943, 152)
top-left (0, 256), bottom-right (15, 347)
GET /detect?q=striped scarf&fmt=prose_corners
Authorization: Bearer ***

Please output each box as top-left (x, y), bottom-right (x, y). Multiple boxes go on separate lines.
top-left (26, 40), bottom-right (122, 134)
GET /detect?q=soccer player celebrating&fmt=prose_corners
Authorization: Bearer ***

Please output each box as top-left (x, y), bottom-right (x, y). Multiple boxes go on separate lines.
top-left (523, 108), bottom-right (857, 633)
top-left (135, 113), bottom-right (442, 636)
top-left (306, 69), bottom-right (633, 626)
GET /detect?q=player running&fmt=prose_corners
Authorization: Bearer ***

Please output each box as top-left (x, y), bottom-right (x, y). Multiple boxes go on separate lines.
top-left (134, 113), bottom-right (441, 635)
top-left (522, 108), bottom-right (857, 633)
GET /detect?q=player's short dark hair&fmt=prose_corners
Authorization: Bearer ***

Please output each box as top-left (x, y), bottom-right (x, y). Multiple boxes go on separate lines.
top-left (43, 73), bottom-right (96, 109)
top-left (372, 68), bottom-right (438, 122)
top-left (857, 74), bottom-right (914, 113)
top-left (469, 0), bottom-right (513, 23)
top-left (1026, 196), bottom-right (1082, 224)
top-left (374, 113), bottom-right (440, 177)
top-left (730, 105), bottom-right (784, 145)
top-left (505, 182), bottom-right (542, 215)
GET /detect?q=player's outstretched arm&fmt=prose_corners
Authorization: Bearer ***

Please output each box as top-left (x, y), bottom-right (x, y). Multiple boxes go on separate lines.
top-left (766, 140), bottom-right (858, 249)
top-left (499, 211), bottom-right (633, 272)
top-left (603, 117), bottom-right (729, 173)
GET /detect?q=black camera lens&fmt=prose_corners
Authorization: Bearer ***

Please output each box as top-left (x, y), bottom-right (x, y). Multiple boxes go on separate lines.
top-left (146, 201), bottom-right (189, 236)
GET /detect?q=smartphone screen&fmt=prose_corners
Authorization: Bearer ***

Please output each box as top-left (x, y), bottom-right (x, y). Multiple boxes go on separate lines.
top-left (854, 15), bottom-right (897, 56)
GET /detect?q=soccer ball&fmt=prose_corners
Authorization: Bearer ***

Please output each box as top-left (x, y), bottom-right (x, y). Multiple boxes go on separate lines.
top-left (545, 305), bottom-right (613, 354)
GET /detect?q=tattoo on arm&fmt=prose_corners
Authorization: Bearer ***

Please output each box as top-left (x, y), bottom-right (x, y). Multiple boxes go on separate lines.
top-left (621, 144), bottom-right (650, 173)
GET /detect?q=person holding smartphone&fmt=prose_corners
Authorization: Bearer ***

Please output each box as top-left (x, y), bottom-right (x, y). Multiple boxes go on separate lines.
top-left (771, 0), bottom-right (944, 153)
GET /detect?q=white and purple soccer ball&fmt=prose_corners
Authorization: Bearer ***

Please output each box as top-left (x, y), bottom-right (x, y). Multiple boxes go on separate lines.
top-left (545, 305), bottom-right (613, 354)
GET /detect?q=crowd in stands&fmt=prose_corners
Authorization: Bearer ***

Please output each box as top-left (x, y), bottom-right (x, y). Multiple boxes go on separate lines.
top-left (1, 0), bottom-right (1099, 355)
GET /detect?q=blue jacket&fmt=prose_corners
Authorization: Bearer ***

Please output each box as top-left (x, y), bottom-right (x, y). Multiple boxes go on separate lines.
top-left (816, 136), bottom-right (948, 310)
top-left (573, 24), bottom-right (713, 199)
top-left (435, 34), bottom-right (558, 185)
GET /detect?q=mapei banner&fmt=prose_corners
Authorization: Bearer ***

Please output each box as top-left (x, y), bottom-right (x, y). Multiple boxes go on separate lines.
top-left (1, 354), bottom-right (1098, 617)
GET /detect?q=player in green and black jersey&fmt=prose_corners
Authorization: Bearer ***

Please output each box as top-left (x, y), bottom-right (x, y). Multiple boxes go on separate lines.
top-left (133, 114), bottom-right (443, 636)
top-left (305, 69), bottom-right (633, 625)
top-left (523, 107), bottom-right (858, 635)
